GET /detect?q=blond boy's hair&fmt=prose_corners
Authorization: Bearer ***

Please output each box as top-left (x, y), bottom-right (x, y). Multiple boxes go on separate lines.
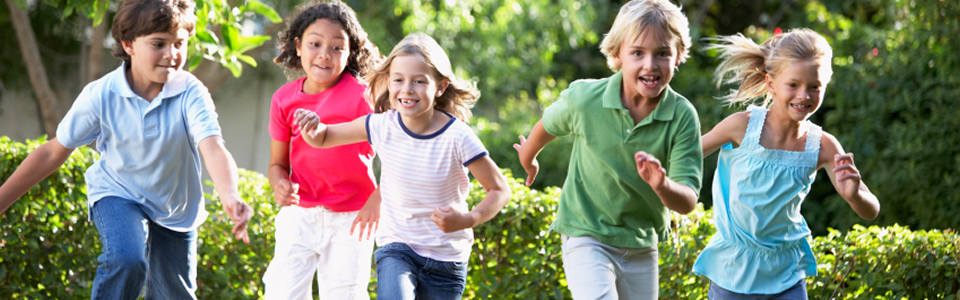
top-left (599, 0), bottom-right (692, 72)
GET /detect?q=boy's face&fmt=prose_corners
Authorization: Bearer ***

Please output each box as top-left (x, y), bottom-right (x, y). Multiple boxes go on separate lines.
top-left (614, 30), bottom-right (682, 103)
top-left (122, 28), bottom-right (190, 87)
top-left (296, 18), bottom-right (350, 94)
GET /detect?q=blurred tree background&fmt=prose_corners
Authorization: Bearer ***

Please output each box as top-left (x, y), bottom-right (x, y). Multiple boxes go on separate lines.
top-left (2, 0), bottom-right (958, 236)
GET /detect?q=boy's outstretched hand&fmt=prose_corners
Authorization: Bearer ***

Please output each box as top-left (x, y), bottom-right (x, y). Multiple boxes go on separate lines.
top-left (222, 197), bottom-right (253, 244)
top-left (513, 135), bottom-right (539, 186)
top-left (635, 151), bottom-right (666, 189)
top-left (832, 153), bottom-right (862, 200)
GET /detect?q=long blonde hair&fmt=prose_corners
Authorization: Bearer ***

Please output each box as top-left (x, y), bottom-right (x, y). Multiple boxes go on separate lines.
top-left (364, 33), bottom-right (479, 122)
top-left (709, 28), bottom-right (833, 107)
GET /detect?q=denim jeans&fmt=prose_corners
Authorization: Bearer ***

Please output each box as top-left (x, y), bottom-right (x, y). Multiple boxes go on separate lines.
top-left (708, 279), bottom-right (807, 300)
top-left (374, 243), bottom-right (467, 300)
top-left (90, 197), bottom-right (198, 300)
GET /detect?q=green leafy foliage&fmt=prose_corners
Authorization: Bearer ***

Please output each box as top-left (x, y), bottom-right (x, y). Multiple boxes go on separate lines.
top-left (10, 0), bottom-right (281, 78)
top-left (3, 137), bottom-right (957, 298)
top-left (0, 136), bottom-right (99, 299)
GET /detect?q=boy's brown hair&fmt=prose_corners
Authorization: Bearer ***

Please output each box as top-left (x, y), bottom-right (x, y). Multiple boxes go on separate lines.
top-left (111, 0), bottom-right (198, 64)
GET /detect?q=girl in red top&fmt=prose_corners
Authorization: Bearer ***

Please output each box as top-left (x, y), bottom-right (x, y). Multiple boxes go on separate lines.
top-left (263, 1), bottom-right (382, 298)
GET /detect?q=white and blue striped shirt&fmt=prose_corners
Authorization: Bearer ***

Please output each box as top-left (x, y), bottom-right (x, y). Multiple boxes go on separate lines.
top-left (366, 110), bottom-right (488, 262)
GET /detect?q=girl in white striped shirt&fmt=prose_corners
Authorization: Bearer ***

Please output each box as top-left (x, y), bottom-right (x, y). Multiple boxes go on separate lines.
top-left (294, 32), bottom-right (511, 300)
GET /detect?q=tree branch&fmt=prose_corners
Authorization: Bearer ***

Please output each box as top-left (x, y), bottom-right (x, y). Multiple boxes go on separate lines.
top-left (87, 20), bottom-right (107, 83)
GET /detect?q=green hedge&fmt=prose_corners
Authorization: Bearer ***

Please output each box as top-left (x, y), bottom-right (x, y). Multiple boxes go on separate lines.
top-left (1, 137), bottom-right (958, 299)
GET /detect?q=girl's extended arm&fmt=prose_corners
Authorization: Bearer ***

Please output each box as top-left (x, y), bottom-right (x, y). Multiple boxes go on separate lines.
top-left (431, 156), bottom-right (511, 233)
top-left (268, 139), bottom-right (300, 206)
top-left (294, 109), bottom-right (368, 148)
top-left (702, 111), bottom-right (749, 157)
top-left (820, 133), bottom-right (880, 220)
top-left (0, 138), bottom-right (74, 214)
top-left (199, 136), bottom-right (253, 243)
top-left (512, 120), bottom-right (557, 186)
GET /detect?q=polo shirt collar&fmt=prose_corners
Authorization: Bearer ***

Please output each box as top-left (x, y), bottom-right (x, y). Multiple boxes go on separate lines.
top-left (601, 70), bottom-right (677, 122)
top-left (111, 62), bottom-right (189, 100)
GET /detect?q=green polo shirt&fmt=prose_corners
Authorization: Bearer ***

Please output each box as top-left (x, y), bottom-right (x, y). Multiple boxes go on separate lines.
top-left (543, 71), bottom-right (702, 248)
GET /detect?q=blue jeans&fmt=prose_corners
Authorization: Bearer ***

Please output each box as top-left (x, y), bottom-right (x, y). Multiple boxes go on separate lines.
top-left (374, 243), bottom-right (467, 300)
top-left (90, 197), bottom-right (198, 300)
top-left (708, 279), bottom-right (807, 300)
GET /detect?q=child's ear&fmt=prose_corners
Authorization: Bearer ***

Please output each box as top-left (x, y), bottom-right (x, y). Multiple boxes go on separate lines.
top-left (121, 39), bottom-right (135, 57)
top-left (436, 79), bottom-right (450, 98)
top-left (294, 37), bottom-right (301, 57)
top-left (765, 73), bottom-right (775, 95)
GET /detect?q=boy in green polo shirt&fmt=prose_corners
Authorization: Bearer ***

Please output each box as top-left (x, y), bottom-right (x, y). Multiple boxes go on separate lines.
top-left (513, 0), bottom-right (701, 298)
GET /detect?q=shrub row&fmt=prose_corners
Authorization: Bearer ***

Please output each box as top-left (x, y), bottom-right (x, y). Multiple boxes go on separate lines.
top-left (1, 137), bottom-right (958, 299)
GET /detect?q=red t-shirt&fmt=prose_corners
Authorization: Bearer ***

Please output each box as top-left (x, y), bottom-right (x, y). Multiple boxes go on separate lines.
top-left (268, 73), bottom-right (375, 211)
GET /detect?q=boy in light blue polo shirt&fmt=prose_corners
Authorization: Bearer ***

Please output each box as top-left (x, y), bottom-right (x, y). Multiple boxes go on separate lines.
top-left (514, 0), bottom-right (702, 299)
top-left (0, 0), bottom-right (252, 298)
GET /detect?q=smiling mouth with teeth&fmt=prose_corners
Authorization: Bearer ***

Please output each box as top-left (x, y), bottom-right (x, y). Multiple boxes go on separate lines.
top-left (640, 76), bottom-right (660, 85)
top-left (400, 99), bottom-right (417, 105)
top-left (790, 103), bottom-right (812, 109)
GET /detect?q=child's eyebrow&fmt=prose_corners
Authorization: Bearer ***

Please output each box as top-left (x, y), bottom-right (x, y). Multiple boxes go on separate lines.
top-left (390, 72), bottom-right (429, 77)
top-left (305, 32), bottom-right (347, 40)
top-left (625, 45), bottom-right (672, 50)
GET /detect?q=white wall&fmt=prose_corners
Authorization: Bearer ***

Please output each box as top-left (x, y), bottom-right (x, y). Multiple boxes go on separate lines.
top-left (0, 90), bottom-right (44, 142)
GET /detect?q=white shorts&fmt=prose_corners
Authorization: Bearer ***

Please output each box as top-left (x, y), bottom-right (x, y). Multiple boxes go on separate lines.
top-left (262, 205), bottom-right (375, 300)
top-left (561, 235), bottom-right (659, 300)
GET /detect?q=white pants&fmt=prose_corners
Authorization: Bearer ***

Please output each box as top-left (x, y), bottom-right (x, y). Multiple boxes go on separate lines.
top-left (263, 205), bottom-right (375, 300)
top-left (561, 235), bottom-right (659, 300)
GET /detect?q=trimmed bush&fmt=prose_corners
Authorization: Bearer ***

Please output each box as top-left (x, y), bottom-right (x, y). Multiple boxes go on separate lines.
top-left (1, 137), bottom-right (958, 299)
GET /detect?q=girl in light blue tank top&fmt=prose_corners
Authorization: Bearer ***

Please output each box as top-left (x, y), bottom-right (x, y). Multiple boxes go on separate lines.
top-left (694, 29), bottom-right (880, 298)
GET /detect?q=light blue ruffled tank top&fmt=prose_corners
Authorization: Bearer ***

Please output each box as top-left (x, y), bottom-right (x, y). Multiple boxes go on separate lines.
top-left (692, 106), bottom-right (820, 294)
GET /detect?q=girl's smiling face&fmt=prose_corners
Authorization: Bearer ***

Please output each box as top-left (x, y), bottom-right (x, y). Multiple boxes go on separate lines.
top-left (767, 59), bottom-right (828, 122)
top-left (388, 54), bottom-right (447, 120)
top-left (296, 18), bottom-right (350, 94)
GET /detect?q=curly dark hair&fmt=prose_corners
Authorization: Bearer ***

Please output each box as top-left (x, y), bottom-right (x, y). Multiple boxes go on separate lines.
top-left (274, 0), bottom-right (382, 78)
top-left (111, 0), bottom-right (197, 64)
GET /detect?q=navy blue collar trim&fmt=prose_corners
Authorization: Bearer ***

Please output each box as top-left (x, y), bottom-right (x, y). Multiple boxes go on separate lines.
top-left (398, 110), bottom-right (457, 140)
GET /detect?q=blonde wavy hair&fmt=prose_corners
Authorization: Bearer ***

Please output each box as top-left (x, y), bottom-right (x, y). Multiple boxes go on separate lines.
top-left (599, 0), bottom-right (692, 72)
top-left (364, 33), bottom-right (479, 122)
top-left (709, 28), bottom-right (833, 107)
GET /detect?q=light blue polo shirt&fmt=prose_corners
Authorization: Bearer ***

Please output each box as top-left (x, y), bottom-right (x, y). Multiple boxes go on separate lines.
top-left (56, 63), bottom-right (221, 232)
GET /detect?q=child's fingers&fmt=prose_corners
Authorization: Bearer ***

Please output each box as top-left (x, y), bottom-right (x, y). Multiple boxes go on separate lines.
top-left (838, 173), bottom-right (861, 182)
top-left (834, 153), bottom-right (855, 166)
top-left (368, 220), bottom-right (378, 240)
top-left (832, 163), bottom-right (858, 173)
top-left (350, 217), bottom-right (361, 236)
